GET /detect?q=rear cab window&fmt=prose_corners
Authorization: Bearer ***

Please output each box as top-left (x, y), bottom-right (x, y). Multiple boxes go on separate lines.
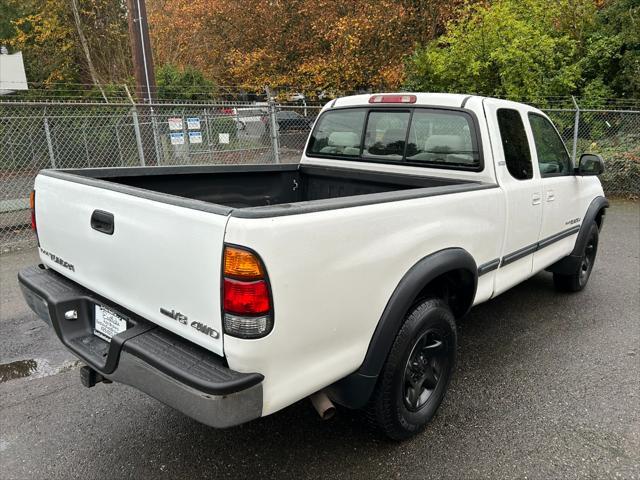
top-left (307, 107), bottom-right (482, 171)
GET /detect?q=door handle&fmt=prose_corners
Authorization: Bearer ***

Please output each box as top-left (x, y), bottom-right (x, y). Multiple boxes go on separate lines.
top-left (546, 190), bottom-right (555, 202)
top-left (91, 210), bottom-right (114, 235)
top-left (532, 193), bottom-right (542, 205)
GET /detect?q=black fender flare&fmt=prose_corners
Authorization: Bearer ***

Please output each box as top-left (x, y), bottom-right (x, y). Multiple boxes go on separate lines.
top-left (327, 248), bottom-right (478, 408)
top-left (547, 196), bottom-right (609, 275)
top-left (571, 196), bottom-right (609, 255)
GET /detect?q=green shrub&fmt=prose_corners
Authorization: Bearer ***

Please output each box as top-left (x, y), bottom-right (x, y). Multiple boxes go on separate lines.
top-left (209, 117), bottom-right (238, 144)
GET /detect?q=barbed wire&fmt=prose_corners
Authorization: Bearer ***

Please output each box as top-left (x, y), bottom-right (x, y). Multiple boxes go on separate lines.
top-left (2, 83), bottom-right (639, 110)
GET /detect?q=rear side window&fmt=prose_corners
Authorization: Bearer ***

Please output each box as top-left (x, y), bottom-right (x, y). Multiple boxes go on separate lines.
top-left (307, 107), bottom-right (481, 170)
top-left (528, 113), bottom-right (572, 176)
top-left (307, 109), bottom-right (365, 157)
top-left (497, 109), bottom-right (533, 180)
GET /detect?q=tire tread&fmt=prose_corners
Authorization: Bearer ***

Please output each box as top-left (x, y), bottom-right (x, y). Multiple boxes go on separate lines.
top-left (365, 298), bottom-right (455, 440)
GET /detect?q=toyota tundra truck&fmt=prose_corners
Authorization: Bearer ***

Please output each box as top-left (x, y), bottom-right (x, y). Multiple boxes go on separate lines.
top-left (19, 93), bottom-right (608, 439)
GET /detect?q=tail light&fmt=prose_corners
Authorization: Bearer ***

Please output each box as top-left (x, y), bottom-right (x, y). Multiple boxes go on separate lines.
top-left (222, 245), bottom-right (273, 338)
top-left (29, 190), bottom-right (36, 231)
top-left (30, 190), bottom-right (39, 244)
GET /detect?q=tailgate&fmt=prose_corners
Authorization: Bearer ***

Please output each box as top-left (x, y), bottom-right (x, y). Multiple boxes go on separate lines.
top-left (34, 173), bottom-right (228, 356)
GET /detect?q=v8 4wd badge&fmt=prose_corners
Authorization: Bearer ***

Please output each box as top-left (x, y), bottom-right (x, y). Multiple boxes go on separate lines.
top-left (190, 321), bottom-right (220, 339)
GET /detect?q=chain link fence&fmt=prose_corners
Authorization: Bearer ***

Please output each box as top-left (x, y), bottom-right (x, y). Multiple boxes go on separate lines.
top-left (545, 108), bottom-right (639, 197)
top-left (1, 98), bottom-right (637, 252)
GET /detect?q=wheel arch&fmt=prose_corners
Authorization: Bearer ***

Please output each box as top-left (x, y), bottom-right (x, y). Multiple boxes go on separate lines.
top-left (547, 196), bottom-right (609, 275)
top-left (326, 248), bottom-right (477, 409)
top-left (575, 196), bottom-right (609, 250)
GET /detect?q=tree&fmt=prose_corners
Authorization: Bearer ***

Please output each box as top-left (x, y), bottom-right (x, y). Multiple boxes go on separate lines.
top-left (581, 0), bottom-right (640, 99)
top-left (404, 0), bottom-right (601, 103)
top-left (7, 0), bottom-right (81, 85)
top-left (6, 0), bottom-right (131, 86)
top-left (0, 1), bottom-right (24, 43)
top-left (155, 64), bottom-right (215, 100)
top-left (147, 0), bottom-right (462, 94)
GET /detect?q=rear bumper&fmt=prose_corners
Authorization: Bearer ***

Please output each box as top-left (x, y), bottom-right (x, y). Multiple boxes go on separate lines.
top-left (18, 265), bottom-right (263, 428)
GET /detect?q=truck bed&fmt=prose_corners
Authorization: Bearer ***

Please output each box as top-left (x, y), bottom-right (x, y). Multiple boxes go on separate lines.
top-left (44, 164), bottom-right (490, 217)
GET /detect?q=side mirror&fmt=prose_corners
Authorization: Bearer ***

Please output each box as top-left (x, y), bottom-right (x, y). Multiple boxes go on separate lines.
top-left (577, 153), bottom-right (605, 176)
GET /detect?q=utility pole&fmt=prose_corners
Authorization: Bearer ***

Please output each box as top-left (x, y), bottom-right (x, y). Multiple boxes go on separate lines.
top-left (126, 0), bottom-right (159, 164)
top-left (126, 0), bottom-right (156, 103)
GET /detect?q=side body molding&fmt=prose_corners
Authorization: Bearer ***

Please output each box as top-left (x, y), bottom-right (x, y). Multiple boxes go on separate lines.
top-left (547, 196), bottom-right (609, 275)
top-left (327, 248), bottom-right (478, 408)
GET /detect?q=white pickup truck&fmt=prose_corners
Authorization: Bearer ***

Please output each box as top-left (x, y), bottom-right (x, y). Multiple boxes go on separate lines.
top-left (20, 93), bottom-right (608, 439)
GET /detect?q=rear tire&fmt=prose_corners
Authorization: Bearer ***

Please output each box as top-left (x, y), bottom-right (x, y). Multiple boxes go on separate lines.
top-left (366, 298), bottom-right (456, 440)
top-left (553, 222), bottom-right (599, 292)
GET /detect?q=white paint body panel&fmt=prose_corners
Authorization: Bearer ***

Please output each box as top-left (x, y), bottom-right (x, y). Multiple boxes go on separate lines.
top-left (33, 93), bottom-right (605, 418)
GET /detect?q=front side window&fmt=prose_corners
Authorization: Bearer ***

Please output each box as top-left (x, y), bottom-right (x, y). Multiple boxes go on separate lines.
top-left (307, 109), bottom-right (365, 157)
top-left (307, 107), bottom-right (481, 170)
top-left (497, 109), bottom-right (533, 180)
top-left (528, 113), bottom-right (572, 176)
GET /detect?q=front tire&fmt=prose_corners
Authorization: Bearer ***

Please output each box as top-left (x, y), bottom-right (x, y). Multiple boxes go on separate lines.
top-left (553, 222), bottom-right (599, 292)
top-left (366, 298), bottom-right (456, 440)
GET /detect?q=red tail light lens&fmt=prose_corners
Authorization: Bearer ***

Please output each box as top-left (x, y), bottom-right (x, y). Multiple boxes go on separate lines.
top-left (223, 278), bottom-right (270, 315)
top-left (29, 190), bottom-right (37, 231)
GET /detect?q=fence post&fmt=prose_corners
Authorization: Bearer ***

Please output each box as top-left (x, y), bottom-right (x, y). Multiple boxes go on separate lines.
top-left (114, 121), bottom-right (125, 166)
top-left (43, 115), bottom-right (56, 169)
top-left (82, 118), bottom-right (91, 167)
top-left (571, 96), bottom-right (580, 164)
top-left (131, 108), bottom-right (146, 166)
top-left (204, 108), bottom-right (215, 163)
top-left (181, 108), bottom-right (190, 164)
top-left (265, 86), bottom-right (280, 164)
top-left (125, 84), bottom-right (146, 166)
top-left (150, 106), bottom-right (163, 165)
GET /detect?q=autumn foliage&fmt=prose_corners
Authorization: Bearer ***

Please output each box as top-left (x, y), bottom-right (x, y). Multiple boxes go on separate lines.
top-left (2, 0), bottom-right (635, 101)
top-left (147, 0), bottom-right (461, 93)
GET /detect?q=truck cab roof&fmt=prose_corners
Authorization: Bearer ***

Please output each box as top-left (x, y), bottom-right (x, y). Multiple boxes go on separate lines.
top-left (327, 92), bottom-right (472, 110)
top-left (324, 92), bottom-right (545, 116)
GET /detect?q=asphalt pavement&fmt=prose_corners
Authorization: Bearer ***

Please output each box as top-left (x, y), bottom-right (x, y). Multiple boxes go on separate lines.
top-left (0, 201), bottom-right (638, 479)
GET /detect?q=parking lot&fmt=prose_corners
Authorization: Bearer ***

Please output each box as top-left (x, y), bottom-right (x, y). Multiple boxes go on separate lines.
top-left (0, 200), bottom-right (638, 479)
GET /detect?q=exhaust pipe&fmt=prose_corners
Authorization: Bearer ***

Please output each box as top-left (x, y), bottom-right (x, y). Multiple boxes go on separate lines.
top-left (310, 391), bottom-right (336, 420)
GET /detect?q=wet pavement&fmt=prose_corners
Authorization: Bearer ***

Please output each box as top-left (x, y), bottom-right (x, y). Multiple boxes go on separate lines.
top-left (0, 201), bottom-right (638, 479)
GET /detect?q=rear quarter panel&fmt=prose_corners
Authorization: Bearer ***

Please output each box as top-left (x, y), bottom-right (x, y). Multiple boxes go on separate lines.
top-left (223, 187), bottom-right (505, 415)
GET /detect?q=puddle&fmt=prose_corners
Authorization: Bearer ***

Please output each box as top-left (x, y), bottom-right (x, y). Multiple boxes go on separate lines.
top-left (0, 358), bottom-right (80, 383)
top-left (0, 359), bottom-right (38, 382)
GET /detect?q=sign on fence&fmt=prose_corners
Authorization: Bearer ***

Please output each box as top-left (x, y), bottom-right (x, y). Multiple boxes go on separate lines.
top-left (189, 131), bottom-right (203, 144)
top-left (186, 117), bottom-right (201, 130)
top-left (170, 132), bottom-right (185, 145)
top-left (168, 117), bottom-right (183, 131)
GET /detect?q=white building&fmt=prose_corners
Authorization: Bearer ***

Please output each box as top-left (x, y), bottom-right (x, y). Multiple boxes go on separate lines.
top-left (0, 49), bottom-right (28, 95)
